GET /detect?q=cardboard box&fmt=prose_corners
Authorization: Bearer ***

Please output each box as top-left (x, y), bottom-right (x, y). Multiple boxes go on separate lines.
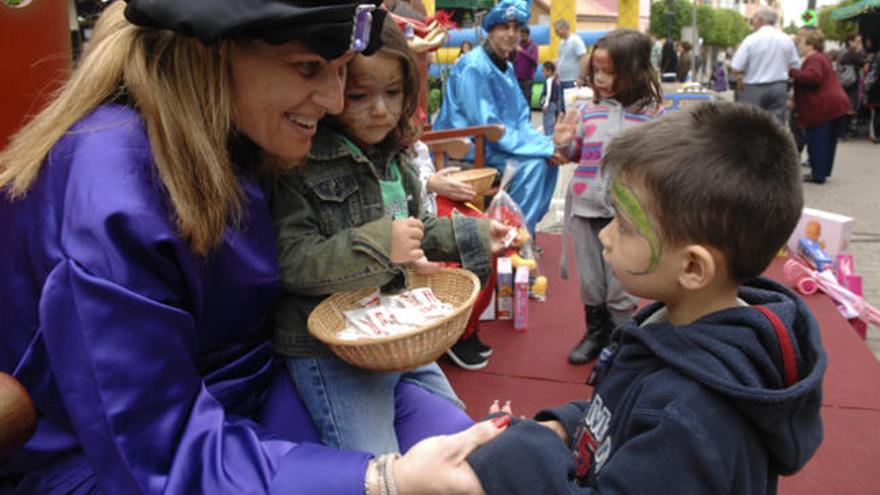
top-left (478, 290), bottom-right (496, 321)
top-left (786, 207), bottom-right (854, 259)
top-left (496, 257), bottom-right (513, 320)
top-left (514, 265), bottom-right (529, 332)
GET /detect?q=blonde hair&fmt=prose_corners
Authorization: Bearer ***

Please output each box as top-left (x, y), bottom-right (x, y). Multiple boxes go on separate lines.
top-left (0, 1), bottom-right (241, 255)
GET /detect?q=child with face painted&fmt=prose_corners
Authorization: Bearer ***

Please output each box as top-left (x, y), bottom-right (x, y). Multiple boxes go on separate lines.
top-left (552, 30), bottom-right (666, 364)
top-left (270, 18), bottom-right (509, 456)
top-left (466, 102), bottom-right (827, 495)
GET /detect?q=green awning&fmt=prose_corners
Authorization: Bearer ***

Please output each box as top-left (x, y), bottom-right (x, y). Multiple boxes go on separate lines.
top-left (831, 0), bottom-right (880, 20)
top-left (436, 0), bottom-right (495, 10)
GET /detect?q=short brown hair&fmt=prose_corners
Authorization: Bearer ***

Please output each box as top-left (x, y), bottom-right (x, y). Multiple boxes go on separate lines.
top-left (603, 102), bottom-right (803, 283)
top-left (586, 29), bottom-right (663, 109)
top-left (801, 28), bottom-right (826, 52)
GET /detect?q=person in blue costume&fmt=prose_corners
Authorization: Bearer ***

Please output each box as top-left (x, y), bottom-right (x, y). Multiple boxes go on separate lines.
top-left (433, 0), bottom-right (563, 235)
top-left (0, 1), bottom-right (507, 493)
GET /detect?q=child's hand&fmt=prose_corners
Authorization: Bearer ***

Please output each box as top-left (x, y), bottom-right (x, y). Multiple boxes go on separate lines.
top-left (427, 167), bottom-right (477, 202)
top-left (489, 221), bottom-right (514, 255)
top-left (488, 399), bottom-right (514, 415)
top-left (538, 420), bottom-right (569, 443)
top-left (552, 109), bottom-right (581, 147)
top-left (391, 218), bottom-right (425, 264)
top-left (411, 255), bottom-right (442, 275)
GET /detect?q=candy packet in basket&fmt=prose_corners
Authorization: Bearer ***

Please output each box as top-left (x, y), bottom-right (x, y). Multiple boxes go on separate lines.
top-left (337, 288), bottom-right (455, 341)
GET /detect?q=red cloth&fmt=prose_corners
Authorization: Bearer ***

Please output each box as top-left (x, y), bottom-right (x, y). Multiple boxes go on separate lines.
top-left (436, 196), bottom-right (496, 340)
top-left (790, 52), bottom-right (851, 129)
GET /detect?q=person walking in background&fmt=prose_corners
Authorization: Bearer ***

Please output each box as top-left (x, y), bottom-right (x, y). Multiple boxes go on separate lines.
top-left (838, 32), bottom-right (865, 138)
top-left (790, 28), bottom-right (851, 184)
top-left (539, 61), bottom-right (565, 136)
top-left (659, 37), bottom-right (678, 82)
top-left (731, 8), bottom-right (800, 125)
top-left (552, 30), bottom-right (666, 365)
top-left (512, 25), bottom-right (539, 105)
top-left (676, 41), bottom-right (693, 82)
top-left (553, 19), bottom-right (587, 99)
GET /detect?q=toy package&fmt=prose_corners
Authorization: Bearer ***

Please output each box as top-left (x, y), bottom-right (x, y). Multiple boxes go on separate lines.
top-left (786, 208), bottom-right (854, 259)
top-left (496, 257), bottom-right (513, 320)
top-left (514, 265), bottom-right (529, 331)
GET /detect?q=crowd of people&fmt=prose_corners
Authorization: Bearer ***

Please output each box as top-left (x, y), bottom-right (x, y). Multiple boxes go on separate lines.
top-left (1, 0), bottom-right (833, 493)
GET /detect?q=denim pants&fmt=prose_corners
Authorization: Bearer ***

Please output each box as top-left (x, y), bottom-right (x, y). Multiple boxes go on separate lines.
top-left (543, 102), bottom-right (560, 136)
top-left (287, 355), bottom-right (463, 455)
top-left (805, 117), bottom-right (843, 183)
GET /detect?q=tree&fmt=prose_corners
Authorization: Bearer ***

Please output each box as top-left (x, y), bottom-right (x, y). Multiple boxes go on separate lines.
top-left (649, 0), bottom-right (692, 41)
top-left (817, 0), bottom-right (858, 42)
top-left (784, 22), bottom-right (800, 36)
top-left (650, 1), bottom-right (749, 47)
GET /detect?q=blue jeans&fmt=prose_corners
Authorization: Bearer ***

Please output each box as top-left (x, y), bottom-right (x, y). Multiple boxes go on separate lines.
top-left (805, 117), bottom-right (843, 183)
top-left (286, 356), bottom-right (463, 455)
top-left (543, 102), bottom-right (560, 136)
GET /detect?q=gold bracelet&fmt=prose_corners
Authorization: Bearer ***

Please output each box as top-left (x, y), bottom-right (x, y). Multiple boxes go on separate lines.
top-left (378, 455), bottom-right (389, 495)
top-left (364, 459), bottom-right (379, 495)
top-left (383, 453), bottom-right (402, 495)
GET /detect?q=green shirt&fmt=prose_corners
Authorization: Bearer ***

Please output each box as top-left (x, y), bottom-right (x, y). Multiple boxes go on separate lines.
top-left (340, 136), bottom-right (409, 220)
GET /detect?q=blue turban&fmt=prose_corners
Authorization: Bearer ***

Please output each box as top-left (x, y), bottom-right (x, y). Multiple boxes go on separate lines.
top-left (481, 0), bottom-right (531, 31)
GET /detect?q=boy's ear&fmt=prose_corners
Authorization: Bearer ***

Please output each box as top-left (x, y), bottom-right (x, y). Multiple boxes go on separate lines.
top-left (677, 245), bottom-right (716, 291)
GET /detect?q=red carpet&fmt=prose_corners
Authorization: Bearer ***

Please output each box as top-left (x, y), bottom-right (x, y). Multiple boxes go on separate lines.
top-left (442, 233), bottom-right (880, 495)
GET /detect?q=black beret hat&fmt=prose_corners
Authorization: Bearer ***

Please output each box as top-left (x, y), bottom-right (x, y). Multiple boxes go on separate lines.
top-left (124, 0), bottom-right (387, 60)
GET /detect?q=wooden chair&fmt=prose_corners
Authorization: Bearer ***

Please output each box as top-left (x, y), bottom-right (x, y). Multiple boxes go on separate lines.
top-left (0, 372), bottom-right (37, 459)
top-left (422, 137), bottom-right (470, 170)
top-left (421, 124), bottom-right (505, 208)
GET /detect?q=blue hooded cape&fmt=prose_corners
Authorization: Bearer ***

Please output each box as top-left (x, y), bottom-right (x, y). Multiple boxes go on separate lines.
top-left (433, 42), bottom-right (556, 234)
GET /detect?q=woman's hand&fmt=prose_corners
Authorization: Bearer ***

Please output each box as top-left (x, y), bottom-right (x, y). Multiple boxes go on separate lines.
top-left (488, 221), bottom-right (514, 255)
top-left (393, 417), bottom-right (510, 495)
top-left (552, 110), bottom-right (580, 147)
top-left (390, 218), bottom-right (425, 264)
top-left (428, 168), bottom-right (477, 202)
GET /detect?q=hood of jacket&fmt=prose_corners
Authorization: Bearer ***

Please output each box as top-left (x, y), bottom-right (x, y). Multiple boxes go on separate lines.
top-left (624, 277), bottom-right (827, 474)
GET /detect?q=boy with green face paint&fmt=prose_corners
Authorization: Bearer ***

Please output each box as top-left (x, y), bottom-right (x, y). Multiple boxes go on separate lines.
top-left (610, 177), bottom-right (662, 274)
top-left (466, 101), bottom-right (826, 495)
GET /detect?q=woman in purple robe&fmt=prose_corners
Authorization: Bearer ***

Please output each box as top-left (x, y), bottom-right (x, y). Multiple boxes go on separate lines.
top-left (0, 1), bottom-right (503, 493)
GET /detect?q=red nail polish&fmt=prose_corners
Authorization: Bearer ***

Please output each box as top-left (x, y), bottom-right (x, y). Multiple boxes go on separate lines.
top-left (491, 415), bottom-right (510, 428)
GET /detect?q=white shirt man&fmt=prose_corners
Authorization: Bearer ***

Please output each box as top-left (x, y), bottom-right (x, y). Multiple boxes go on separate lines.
top-left (731, 9), bottom-right (799, 124)
top-left (554, 20), bottom-right (586, 85)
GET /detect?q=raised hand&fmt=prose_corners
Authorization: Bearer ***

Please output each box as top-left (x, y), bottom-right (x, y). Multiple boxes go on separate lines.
top-left (552, 109), bottom-right (581, 147)
top-left (390, 217), bottom-right (425, 264)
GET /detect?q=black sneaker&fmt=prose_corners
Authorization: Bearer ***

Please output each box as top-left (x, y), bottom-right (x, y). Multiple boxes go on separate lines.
top-left (446, 338), bottom-right (489, 370)
top-left (473, 333), bottom-right (493, 357)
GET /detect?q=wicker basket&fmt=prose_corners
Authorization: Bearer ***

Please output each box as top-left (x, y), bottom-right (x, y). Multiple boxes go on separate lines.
top-left (449, 168), bottom-right (498, 195)
top-left (307, 268), bottom-right (481, 371)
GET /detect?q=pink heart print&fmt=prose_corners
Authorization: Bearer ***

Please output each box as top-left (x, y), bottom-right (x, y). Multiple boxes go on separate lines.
top-left (573, 183), bottom-right (587, 196)
top-left (583, 123), bottom-right (597, 138)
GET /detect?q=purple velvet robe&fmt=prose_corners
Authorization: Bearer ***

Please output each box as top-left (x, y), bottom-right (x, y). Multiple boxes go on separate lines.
top-left (0, 105), bottom-right (470, 494)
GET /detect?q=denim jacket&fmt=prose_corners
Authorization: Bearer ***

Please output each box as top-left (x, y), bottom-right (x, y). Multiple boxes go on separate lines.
top-left (271, 126), bottom-right (492, 357)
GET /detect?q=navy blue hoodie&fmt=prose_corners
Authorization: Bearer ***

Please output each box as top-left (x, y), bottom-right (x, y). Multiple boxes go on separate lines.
top-left (469, 278), bottom-right (827, 494)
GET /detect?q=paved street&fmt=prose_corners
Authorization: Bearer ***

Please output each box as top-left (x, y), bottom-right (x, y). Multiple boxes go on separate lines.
top-left (533, 111), bottom-right (880, 359)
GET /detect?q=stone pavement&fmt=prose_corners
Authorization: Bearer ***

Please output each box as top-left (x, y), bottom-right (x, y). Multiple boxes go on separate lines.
top-left (531, 111), bottom-right (880, 360)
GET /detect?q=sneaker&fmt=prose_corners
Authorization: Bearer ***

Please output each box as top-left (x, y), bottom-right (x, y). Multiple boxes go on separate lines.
top-left (473, 333), bottom-right (493, 357)
top-left (446, 339), bottom-right (489, 370)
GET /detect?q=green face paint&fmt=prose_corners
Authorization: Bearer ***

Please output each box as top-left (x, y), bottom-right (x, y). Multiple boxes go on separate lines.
top-left (611, 178), bottom-right (662, 274)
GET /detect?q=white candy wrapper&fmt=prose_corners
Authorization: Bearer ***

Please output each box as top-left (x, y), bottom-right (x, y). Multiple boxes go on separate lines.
top-left (337, 288), bottom-right (454, 339)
